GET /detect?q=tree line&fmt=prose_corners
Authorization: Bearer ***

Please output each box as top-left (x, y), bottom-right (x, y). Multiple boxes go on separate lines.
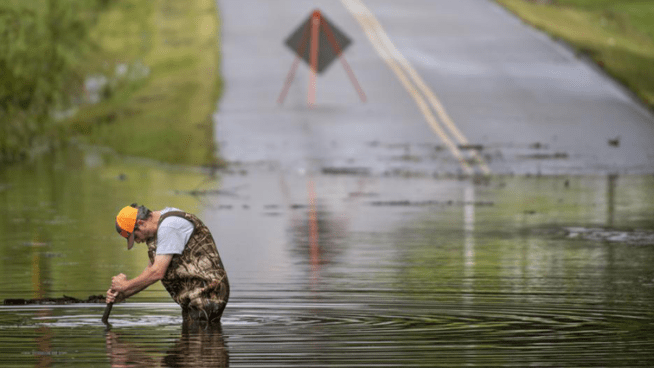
top-left (0, 0), bottom-right (109, 164)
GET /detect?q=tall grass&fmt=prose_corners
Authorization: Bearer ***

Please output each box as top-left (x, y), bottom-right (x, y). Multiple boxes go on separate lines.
top-left (0, 0), bottom-right (101, 163)
top-left (497, 0), bottom-right (654, 110)
top-left (66, 0), bottom-right (223, 167)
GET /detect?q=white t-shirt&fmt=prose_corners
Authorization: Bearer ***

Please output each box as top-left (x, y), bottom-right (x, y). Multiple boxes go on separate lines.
top-left (156, 207), bottom-right (194, 255)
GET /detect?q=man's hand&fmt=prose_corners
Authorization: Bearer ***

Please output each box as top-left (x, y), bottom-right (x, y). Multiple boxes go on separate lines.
top-left (106, 288), bottom-right (123, 304)
top-left (111, 273), bottom-right (129, 292)
top-left (106, 257), bottom-right (172, 303)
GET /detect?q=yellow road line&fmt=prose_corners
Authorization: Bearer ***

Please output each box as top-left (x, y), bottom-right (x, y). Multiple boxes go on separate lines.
top-left (341, 0), bottom-right (490, 175)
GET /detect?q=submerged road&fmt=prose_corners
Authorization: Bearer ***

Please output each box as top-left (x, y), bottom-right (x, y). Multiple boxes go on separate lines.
top-left (214, 0), bottom-right (654, 176)
top-left (208, 0), bottom-right (654, 313)
top-left (208, 0), bottom-right (654, 306)
top-left (211, 0), bottom-right (654, 306)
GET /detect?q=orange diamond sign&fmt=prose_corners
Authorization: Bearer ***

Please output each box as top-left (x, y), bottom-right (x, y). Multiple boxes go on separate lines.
top-left (278, 9), bottom-right (366, 106)
top-left (284, 10), bottom-right (352, 74)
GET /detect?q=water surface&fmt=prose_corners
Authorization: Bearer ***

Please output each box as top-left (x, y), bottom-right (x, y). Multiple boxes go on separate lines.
top-left (1, 147), bottom-right (653, 367)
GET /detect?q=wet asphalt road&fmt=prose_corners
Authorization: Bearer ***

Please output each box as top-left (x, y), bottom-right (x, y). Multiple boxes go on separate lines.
top-left (214, 0), bottom-right (654, 176)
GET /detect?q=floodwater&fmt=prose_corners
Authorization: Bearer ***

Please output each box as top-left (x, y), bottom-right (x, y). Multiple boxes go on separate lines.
top-left (1, 146), bottom-right (654, 367)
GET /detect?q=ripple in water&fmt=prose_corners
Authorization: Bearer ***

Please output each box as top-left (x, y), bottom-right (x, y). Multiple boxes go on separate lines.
top-left (0, 297), bottom-right (653, 367)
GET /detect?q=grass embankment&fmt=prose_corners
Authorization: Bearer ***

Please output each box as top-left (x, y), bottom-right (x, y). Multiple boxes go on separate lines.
top-left (496, 0), bottom-right (654, 111)
top-left (68, 0), bottom-right (223, 166)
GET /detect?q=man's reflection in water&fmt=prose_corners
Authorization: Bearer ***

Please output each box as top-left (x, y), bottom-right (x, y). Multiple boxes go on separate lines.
top-left (105, 322), bottom-right (229, 367)
top-left (164, 322), bottom-right (229, 367)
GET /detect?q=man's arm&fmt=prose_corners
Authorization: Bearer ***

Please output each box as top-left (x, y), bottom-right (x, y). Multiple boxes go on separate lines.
top-left (110, 254), bottom-right (173, 301)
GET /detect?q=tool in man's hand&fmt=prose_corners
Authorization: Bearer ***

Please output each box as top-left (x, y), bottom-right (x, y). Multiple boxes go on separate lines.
top-left (102, 290), bottom-right (115, 326)
top-left (102, 302), bottom-right (113, 325)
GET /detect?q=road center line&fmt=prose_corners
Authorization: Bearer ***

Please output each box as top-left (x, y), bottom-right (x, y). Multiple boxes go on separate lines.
top-left (341, 0), bottom-right (490, 175)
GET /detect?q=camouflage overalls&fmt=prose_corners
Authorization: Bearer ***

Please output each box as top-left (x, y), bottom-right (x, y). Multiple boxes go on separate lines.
top-left (146, 211), bottom-right (229, 324)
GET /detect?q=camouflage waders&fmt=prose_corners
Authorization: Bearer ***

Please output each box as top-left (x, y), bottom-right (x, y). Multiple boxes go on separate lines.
top-left (147, 211), bottom-right (229, 325)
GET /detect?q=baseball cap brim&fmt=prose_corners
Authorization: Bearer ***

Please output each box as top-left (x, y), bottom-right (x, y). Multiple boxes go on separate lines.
top-left (126, 232), bottom-right (136, 250)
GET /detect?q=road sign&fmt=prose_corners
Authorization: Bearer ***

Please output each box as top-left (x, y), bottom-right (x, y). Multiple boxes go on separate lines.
top-left (285, 11), bottom-right (351, 74)
top-left (278, 10), bottom-right (366, 106)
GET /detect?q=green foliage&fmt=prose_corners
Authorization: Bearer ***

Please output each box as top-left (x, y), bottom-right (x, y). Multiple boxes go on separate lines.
top-left (2, 0), bottom-right (224, 167)
top-left (0, 0), bottom-right (104, 163)
top-left (67, 0), bottom-right (224, 167)
top-left (497, 0), bottom-right (654, 110)
top-left (554, 0), bottom-right (654, 41)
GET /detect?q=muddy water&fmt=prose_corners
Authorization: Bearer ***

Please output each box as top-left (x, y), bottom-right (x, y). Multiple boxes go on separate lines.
top-left (1, 147), bottom-right (654, 367)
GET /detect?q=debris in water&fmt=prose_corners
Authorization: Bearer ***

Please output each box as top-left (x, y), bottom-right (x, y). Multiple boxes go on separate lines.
top-left (458, 144), bottom-right (483, 151)
top-left (520, 152), bottom-right (569, 160)
top-left (4, 295), bottom-right (106, 305)
top-left (529, 142), bottom-right (548, 149)
top-left (564, 227), bottom-right (654, 245)
top-left (348, 192), bottom-right (379, 198)
top-left (370, 200), bottom-right (494, 207)
top-left (322, 167), bottom-right (370, 176)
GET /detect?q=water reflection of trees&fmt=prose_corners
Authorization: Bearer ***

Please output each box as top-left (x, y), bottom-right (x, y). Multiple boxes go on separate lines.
top-left (105, 324), bottom-right (229, 367)
top-left (0, 145), bottom-right (210, 302)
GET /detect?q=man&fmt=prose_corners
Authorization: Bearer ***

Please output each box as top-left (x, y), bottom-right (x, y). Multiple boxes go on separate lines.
top-left (108, 203), bottom-right (229, 325)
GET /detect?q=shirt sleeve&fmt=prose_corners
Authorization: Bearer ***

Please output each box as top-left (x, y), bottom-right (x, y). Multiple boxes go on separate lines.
top-left (155, 216), bottom-right (194, 255)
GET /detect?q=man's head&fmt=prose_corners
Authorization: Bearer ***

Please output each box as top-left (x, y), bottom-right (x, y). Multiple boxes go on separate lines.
top-left (115, 203), bottom-right (152, 250)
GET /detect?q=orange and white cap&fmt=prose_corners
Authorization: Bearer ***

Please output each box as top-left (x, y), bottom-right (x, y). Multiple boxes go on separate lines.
top-left (115, 205), bottom-right (138, 250)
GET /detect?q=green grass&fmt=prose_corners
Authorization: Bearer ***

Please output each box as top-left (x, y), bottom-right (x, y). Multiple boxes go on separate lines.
top-left (66, 0), bottom-right (224, 167)
top-left (496, 0), bottom-right (654, 110)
